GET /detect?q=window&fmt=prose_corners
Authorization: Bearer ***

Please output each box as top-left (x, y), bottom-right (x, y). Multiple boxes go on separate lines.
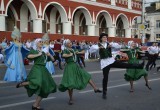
top-left (156, 20), bottom-right (160, 28)
top-left (156, 34), bottom-right (160, 42)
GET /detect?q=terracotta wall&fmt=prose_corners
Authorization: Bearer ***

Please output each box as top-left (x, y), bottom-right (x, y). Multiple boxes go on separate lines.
top-left (0, 31), bottom-right (141, 43)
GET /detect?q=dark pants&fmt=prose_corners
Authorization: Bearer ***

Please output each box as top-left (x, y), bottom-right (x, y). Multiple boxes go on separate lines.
top-left (55, 52), bottom-right (62, 69)
top-left (150, 54), bottom-right (158, 69)
top-left (102, 60), bottom-right (143, 95)
top-left (145, 54), bottom-right (155, 71)
top-left (77, 56), bottom-right (85, 67)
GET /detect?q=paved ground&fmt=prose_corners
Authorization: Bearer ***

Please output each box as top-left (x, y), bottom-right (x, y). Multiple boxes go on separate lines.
top-left (0, 60), bottom-right (160, 110)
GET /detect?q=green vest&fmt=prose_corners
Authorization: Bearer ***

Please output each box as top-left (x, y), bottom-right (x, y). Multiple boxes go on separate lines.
top-left (98, 43), bottom-right (112, 59)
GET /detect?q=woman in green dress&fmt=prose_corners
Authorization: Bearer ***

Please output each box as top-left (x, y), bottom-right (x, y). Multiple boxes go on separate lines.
top-left (16, 38), bottom-right (57, 110)
top-left (59, 39), bottom-right (101, 105)
top-left (123, 42), bottom-right (151, 92)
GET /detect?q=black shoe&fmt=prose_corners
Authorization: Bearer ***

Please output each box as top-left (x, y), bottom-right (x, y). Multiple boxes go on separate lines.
top-left (157, 67), bottom-right (160, 72)
top-left (150, 65), bottom-right (153, 70)
top-left (154, 64), bottom-right (156, 68)
top-left (68, 100), bottom-right (73, 105)
top-left (102, 94), bottom-right (107, 99)
top-left (145, 67), bottom-right (149, 71)
top-left (145, 84), bottom-right (152, 90)
top-left (32, 106), bottom-right (44, 110)
top-left (59, 67), bottom-right (63, 70)
top-left (94, 89), bottom-right (102, 93)
top-left (16, 82), bottom-right (24, 88)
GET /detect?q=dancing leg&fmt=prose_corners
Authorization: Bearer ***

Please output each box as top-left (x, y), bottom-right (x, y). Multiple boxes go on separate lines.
top-left (102, 65), bottom-right (111, 99)
top-left (129, 80), bottom-right (134, 92)
top-left (111, 60), bottom-right (144, 69)
top-left (32, 96), bottom-right (43, 109)
top-left (89, 79), bottom-right (102, 93)
top-left (68, 89), bottom-right (73, 105)
top-left (144, 76), bottom-right (152, 90)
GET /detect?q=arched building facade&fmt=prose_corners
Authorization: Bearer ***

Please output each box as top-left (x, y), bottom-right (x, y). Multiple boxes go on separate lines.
top-left (0, 0), bottom-right (142, 42)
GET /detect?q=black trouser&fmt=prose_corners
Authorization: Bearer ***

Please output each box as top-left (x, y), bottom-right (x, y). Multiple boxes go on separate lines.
top-left (77, 56), bottom-right (85, 67)
top-left (150, 54), bottom-right (158, 69)
top-left (145, 54), bottom-right (155, 71)
top-left (55, 52), bottom-right (62, 69)
top-left (102, 60), bottom-right (143, 95)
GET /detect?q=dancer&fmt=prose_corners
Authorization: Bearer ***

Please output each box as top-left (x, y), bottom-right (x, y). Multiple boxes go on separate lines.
top-left (150, 43), bottom-right (159, 70)
top-left (145, 43), bottom-right (157, 71)
top-left (76, 42), bottom-right (86, 68)
top-left (53, 39), bottom-right (63, 70)
top-left (42, 33), bottom-right (55, 75)
top-left (59, 39), bottom-right (101, 105)
top-left (98, 33), bottom-right (145, 99)
top-left (123, 42), bottom-right (151, 92)
top-left (3, 27), bottom-right (29, 82)
top-left (16, 38), bottom-right (57, 110)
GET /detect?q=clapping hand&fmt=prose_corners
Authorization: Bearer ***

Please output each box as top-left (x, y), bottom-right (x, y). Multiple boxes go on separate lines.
top-left (46, 52), bottom-right (51, 57)
top-left (70, 53), bottom-right (73, 56)
top-left (38, 52), bottom-right (42, 56)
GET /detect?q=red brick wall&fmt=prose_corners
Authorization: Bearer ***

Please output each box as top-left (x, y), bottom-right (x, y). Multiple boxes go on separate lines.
top-left (0, 31), bottom-right (141, 43)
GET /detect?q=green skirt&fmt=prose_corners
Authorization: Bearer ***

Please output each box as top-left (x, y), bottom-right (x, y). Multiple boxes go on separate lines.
top-left (124, 58), bottom-right (147, 81)
top-left (59, 62), bottom-right (91, 92)
top-left (25, 65), bottom-right (57, 98)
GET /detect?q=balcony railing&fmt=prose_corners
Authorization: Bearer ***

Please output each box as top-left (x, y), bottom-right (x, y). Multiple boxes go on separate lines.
top-left (89, 0), bottom-right (142, 10)
top-left (116, 0), bottom-right (128, 8)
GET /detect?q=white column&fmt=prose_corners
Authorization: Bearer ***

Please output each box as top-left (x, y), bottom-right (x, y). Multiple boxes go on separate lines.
top-left (125, 28), bottom-right (132, 38)
top-left (87, 25), bottom-right (96, 36)
top-left (128, 0), bottom-right (132, 9)
top-left (95, 25), bottom-right (99, 36)
top-left (63, 22), bottom-right (72, 34)
top-left (50, 21), bottom-right (56, 34)
top-left (111, 0), bottom-right (116, 5)
top-left (33, 19), bottom-right (42, 33)
top-left (108, 27), bottom-right (116, 37)
top-left (0, 15), bottom-right (6, 31)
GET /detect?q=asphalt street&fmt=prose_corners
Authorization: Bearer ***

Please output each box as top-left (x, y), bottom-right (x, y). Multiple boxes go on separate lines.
top-left (0, 60), bottom-right (160, 110)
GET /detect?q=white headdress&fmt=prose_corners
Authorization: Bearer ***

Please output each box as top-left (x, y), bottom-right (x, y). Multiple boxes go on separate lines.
top-left (11, 26), bottom-right (21, 39)
top-left (42, 30), bottom-right (50, 42)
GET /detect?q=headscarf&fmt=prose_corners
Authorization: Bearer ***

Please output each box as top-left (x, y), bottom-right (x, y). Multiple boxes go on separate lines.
top-left (33, 38), bottom-right (42, 50)
top-left (63, 39), bottom-right (70, 48)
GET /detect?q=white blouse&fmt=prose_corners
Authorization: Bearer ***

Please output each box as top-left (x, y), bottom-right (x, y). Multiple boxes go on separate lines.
top-left (100, 43), bottom-right (115, 69)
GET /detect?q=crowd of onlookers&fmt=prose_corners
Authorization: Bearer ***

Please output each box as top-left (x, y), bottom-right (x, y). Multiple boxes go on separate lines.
top-left (0, 37), bottom-right (144, 65)
top-left (1, 37), bottom-right (159, 69)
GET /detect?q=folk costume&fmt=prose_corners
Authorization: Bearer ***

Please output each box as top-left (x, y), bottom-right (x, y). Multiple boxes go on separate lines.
top-left (59, 39), bottom-right (101, 105)
top-left (59, 43), bottom-right (91, 92)
top-left (42, 33), bottom-right (55, 75)
top-left (98, 33), bottom-right (144, 99)
top-left (123, 47), bottom-right (148, 81)
top-left (25, 38), bottom-right (57, 98)
top-left (3, 27), bottom-right (29, 82)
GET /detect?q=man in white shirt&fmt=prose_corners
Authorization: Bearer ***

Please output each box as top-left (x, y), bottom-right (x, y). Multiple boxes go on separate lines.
top-left (145, 43), bottom-right (157, 71)
top-left (26, 39), bottom-right (32, 49)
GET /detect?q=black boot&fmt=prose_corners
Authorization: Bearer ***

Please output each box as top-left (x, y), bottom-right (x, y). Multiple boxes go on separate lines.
top-left (157, 67), bottom-right (160, 72)
top-left (102, 91), bottom-right (107, 99)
